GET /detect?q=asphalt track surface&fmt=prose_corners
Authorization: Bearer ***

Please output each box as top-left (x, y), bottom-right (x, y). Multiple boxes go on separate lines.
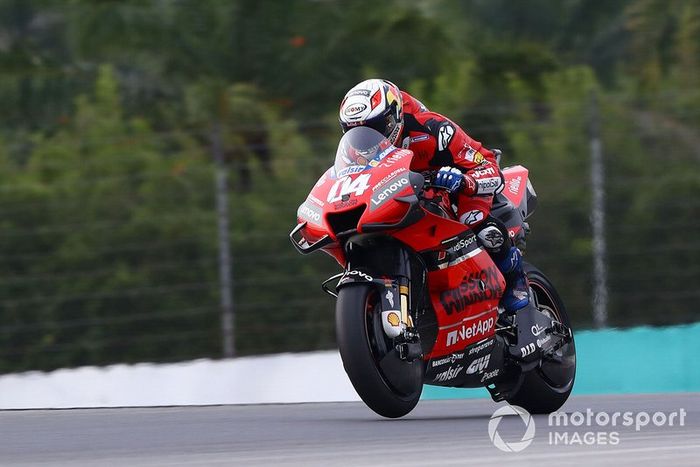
top-left (1, 393), bottom-right (699, 466)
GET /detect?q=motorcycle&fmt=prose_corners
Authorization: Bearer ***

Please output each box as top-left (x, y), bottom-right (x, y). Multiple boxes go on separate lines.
top-left (290, 126), bottom-right (576, 418)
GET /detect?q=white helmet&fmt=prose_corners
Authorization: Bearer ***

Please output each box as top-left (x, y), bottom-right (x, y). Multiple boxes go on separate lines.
top-left (339, 79), bottom-right (404, 146)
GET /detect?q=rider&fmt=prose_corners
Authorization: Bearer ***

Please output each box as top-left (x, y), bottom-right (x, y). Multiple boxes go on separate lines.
top-left (338, 78), bottom-right (529, 314)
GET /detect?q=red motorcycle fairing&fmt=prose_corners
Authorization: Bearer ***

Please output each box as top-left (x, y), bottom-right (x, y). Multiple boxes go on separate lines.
top-left (296, 147), bottom-right (417, 265)
top-left (388, 205), bottom-right (505, 358)
top-left (295, 130), bottom-right (505, 362)
top-left (500, 165), bottom-right (530, 239)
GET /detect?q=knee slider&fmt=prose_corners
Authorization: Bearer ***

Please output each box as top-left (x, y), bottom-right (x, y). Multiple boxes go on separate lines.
top-left (477, 225), bottom-right (505, 253)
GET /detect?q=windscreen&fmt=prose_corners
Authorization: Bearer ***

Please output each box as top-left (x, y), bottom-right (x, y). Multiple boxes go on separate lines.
top-left (333, 126), bottom-right (395, 178)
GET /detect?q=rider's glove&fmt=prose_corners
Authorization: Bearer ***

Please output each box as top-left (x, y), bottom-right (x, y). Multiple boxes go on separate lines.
top-left (434, 167), bottom-right (464, 193)
top-left (435, 166), bottom-right (477, 195)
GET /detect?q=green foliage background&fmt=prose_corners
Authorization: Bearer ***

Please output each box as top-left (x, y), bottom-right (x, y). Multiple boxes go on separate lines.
top-left (0, 0), bottom-right (698, 372)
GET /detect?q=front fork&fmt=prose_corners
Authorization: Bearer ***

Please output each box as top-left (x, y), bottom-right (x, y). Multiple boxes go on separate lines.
top-left (377, 276), bottom-right (410, 338)
top-left (330, 244), bottom-right (423, 361)
top-left (380, 275), bottom-right (423, 361)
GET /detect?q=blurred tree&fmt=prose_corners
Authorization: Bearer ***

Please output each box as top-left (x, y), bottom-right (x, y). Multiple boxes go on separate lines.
top-left (0, 0), bottom-right (698, 371)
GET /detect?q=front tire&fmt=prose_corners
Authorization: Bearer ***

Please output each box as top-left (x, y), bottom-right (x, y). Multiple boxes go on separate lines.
top-left (336, 285), bottom-right (423, 418)
top-left (504, 263), bottom-right (577, 414)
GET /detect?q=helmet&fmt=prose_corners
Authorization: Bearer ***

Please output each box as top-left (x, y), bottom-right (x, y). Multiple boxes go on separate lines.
top-left (339, 79), bottom-right (404, 146)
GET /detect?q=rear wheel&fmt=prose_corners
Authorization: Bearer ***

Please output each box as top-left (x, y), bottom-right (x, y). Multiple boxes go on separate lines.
top-left (504, 263), bottom-right (576, 414)
top-left (336, 285), bottom-right (423, 418)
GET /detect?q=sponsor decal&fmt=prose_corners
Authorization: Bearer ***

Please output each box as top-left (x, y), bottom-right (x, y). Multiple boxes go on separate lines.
top-left (344, 103), bottom-right (367, 116)
top-left (446, 235), bottom-right (477, 254)
top-left (480, 368), bottom-right (500, 383)
top-left (386, 311), bottom-right (400, 327)
top-left (380, 150), bottom-right (409, 167)
top-left (468, 339), bottom-right (494, 356)
top-left (347, 89), bottom-right (370, 98)
top-left (468, 340), bottom-right (494, 356)
top-left (335, 165), bottom-right (367, 179)
top-left (520, 342), bottom-right (536, 358)
top-left (369, 175), bottom-right (410, 211)
top-left (531, 324), bottom-right (546, 336)
top-left (536, 334), bottom-right (552, 348)
top-left (472, 166), bottom-right (497, 179)
top-left (430, 234), bottom-right (480, 270)
top-left (476, 176), bottom-right (502, 194)
top-left (438, 123), bottom-right (455, 151)
top-left (462, 147), bottom-right (477, 161)
top-left (460, 146), bottom-right (485, 164)
top-left (333, 198), bottom-right (358, 210)
top-left (466, 354), bottom-right (491, 374)
top-left (339, 270), bottom-right (373, 283)
top-left (446, 316), bottom-right (495, 346)
top-left (372, 168), bottom-right (407, 192)
top-left (440, 266), bottom-right (502, 315)
top-left (509, 176), bottom-right (522, 195)
top-left (308, 194), bottom-right (324, 207)
top-left (375, 146), bottom-right (395, 162)
top-left (410, 134), bottom-right (430, 143)
top-left (431, 352), bottom-right (464, 368)
top-left (436, 246), bottom-right (482, 270)
top-left (462, 209), bottom-right (484, 225)
top-left (385, 290), bottom-right (394, 308)
top-left (327, 174), bottom-right (372, 203)
top-left (434, 364), bottom-right (464, 382)
top-left (297, 202), bottom-right (322, 225)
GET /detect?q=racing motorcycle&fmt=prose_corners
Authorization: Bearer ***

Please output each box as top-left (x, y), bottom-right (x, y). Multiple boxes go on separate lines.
top-left (290, 126), bottom-right (576, 418)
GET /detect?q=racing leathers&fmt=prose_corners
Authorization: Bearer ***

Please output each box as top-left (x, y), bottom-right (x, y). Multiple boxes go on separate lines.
top-left (398, 91), bottom-right (529, 313)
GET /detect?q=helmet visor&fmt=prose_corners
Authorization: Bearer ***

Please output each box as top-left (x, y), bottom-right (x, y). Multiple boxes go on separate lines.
top-left (334, 127), bottom-right (394, 177)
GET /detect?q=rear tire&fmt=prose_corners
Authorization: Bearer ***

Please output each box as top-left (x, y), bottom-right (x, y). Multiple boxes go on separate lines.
top-left (336, 285), bottom-right (423, 418)
top-left (504, 263), bottom-right (576, 414)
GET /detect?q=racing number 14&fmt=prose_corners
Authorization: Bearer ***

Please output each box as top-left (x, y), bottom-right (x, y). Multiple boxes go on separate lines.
top-left (327, 174), bottom-right (371, 203)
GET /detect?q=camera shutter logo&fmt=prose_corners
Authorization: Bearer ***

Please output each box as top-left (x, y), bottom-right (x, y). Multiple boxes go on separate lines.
top-left (488, 405), bottom-right (536, 452)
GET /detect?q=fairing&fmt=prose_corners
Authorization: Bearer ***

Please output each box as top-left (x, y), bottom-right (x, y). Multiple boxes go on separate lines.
top-left (293, 127), bottom-right (506, 371)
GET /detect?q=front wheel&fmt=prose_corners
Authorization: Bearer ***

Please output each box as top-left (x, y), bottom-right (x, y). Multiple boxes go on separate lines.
top-left (336, 285), bottom-right (423, 418)
top-left (503, 263), bottom-right (577, 414)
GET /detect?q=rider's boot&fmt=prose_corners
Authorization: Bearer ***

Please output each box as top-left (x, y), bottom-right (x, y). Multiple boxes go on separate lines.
top-left (495, 246), bottom-right (530, 314)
